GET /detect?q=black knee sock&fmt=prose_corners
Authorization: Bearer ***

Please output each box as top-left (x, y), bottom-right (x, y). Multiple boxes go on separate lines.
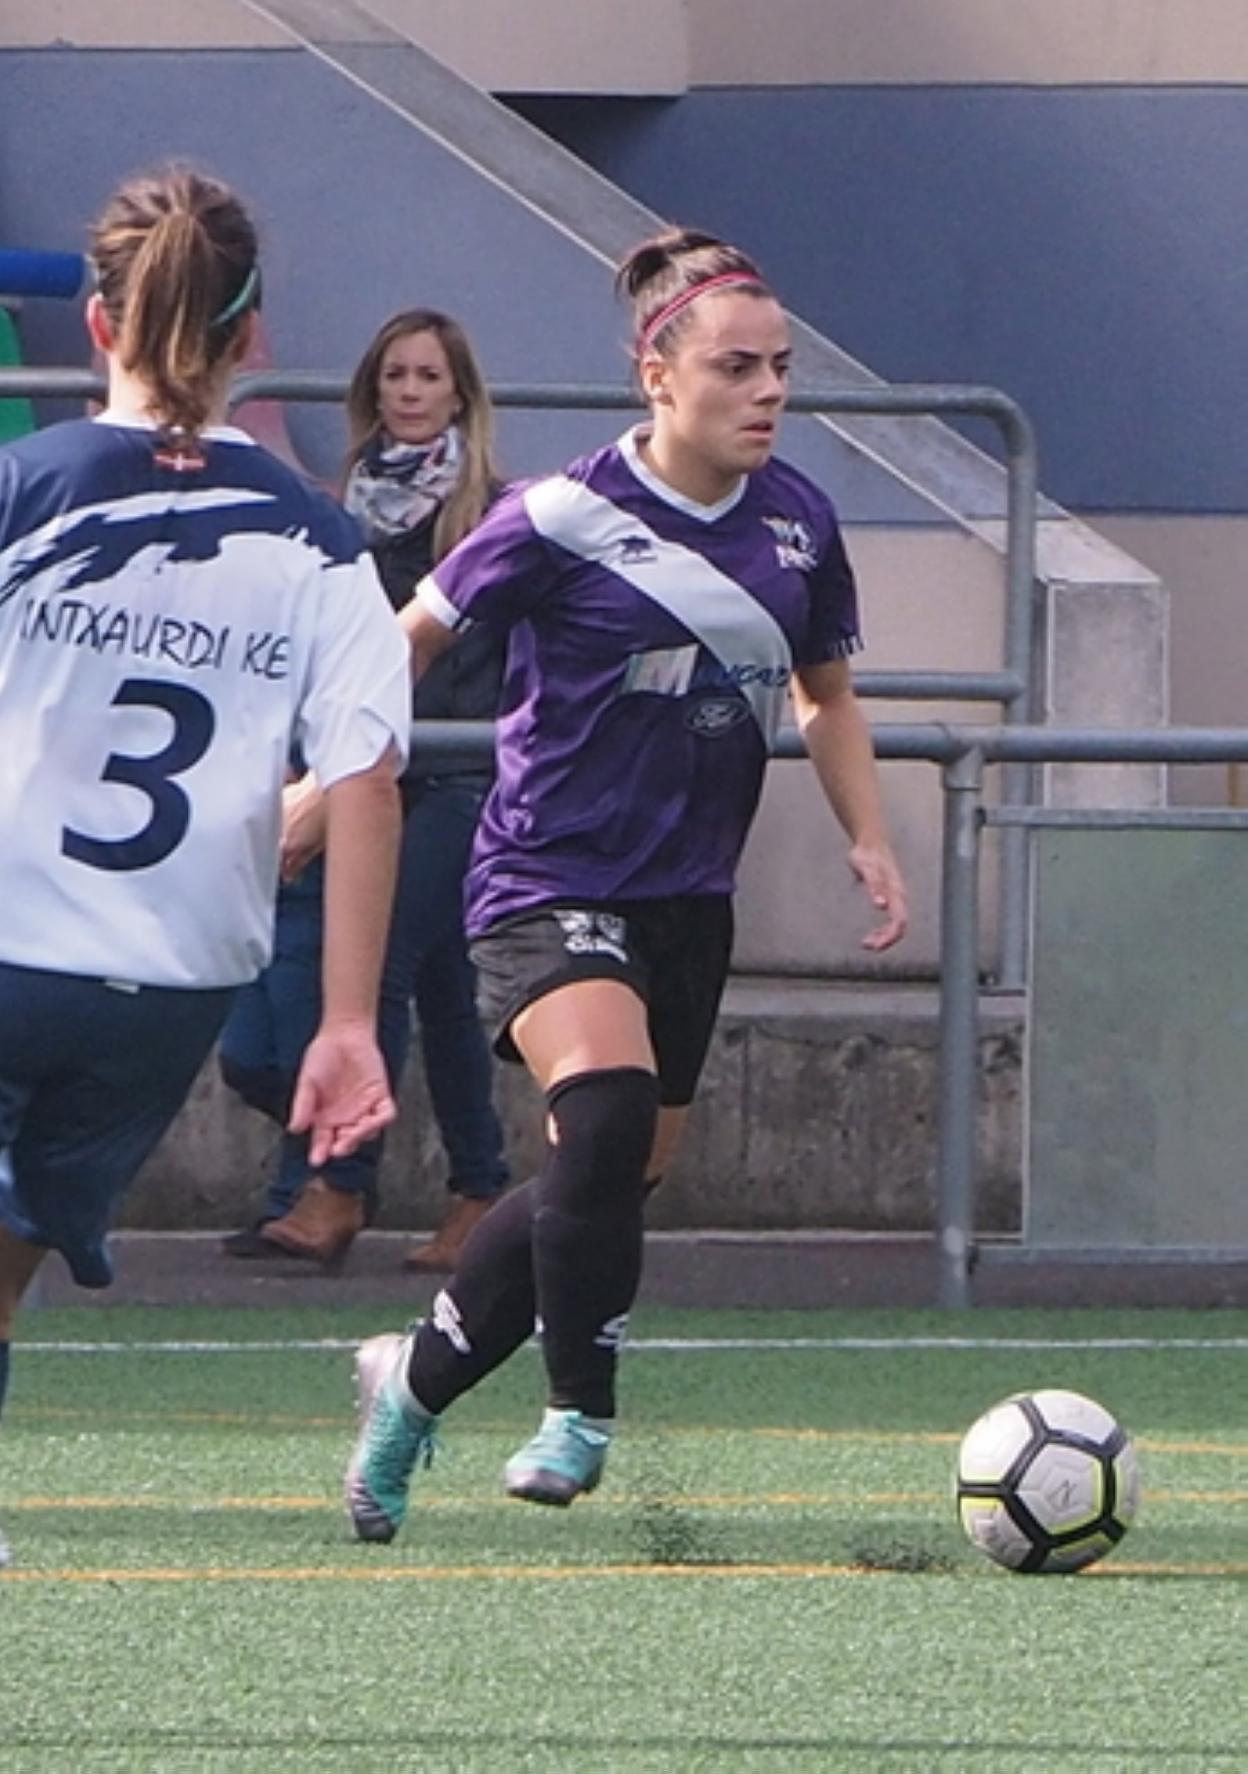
top-left (532, 1067), bottom-right (659, 1420)
top-left (406, 1180), bottom-right (540, 1416)
top-left (405, 1163), bottom-right (667, 1418)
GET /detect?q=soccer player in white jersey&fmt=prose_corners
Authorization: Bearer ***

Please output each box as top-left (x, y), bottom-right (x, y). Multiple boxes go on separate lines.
top-left (344, 227), bottom-right (908, 1542)
top-left (0, 166), bottom-right (411, 1563)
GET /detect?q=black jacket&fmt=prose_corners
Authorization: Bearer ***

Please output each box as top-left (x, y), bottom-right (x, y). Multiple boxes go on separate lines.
top-left (371, 509), bottom-right (506, 784)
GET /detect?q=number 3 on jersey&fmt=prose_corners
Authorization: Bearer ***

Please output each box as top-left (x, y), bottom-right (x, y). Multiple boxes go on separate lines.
top-left (62, 677), bottom-right (216, 873)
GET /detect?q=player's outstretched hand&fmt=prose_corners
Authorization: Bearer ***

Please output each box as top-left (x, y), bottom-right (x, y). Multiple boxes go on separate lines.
top-left (849, 839), bottom-right (909, 952)
top-left (288, 1021), bottom-right (397, 1166)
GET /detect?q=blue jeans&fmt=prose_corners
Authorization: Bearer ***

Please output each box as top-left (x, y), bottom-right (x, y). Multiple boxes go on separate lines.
top-left (219, 777), bottom-right (509, 1215)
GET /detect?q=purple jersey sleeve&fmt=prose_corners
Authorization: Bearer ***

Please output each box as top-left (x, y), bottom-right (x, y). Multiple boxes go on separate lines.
top-left (797, 509), bottom-right (862, 668)
top-left (416, 482), bottom-right (553, 634)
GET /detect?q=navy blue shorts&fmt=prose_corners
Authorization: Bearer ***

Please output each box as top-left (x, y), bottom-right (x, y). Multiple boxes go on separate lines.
top-left (0, 963), bottom-right (233, 1288)
top-left (469, 896), bottom-right (733, 1107)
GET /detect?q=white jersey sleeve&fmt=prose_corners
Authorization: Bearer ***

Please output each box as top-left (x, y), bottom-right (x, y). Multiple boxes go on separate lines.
top-left (294, 550), bottom-right (410, 790)
top-left (0, 419), bottom-right (410, 989)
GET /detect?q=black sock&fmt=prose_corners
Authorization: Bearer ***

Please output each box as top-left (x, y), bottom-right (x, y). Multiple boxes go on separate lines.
top-left (406, 1181), bottom-right (540, 1416)
top-left (532, 1068), bottom-right (658, 1420)
top-left (405, 1167), bottom-right (667, 1418)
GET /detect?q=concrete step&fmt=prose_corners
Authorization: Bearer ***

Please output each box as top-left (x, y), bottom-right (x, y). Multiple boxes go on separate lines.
top-left (121, 981), bottom-right (1027, 1236)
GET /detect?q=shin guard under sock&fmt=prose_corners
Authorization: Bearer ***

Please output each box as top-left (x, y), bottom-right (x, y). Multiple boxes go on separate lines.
top-left (532, 1067), bottom-right (659, 1420)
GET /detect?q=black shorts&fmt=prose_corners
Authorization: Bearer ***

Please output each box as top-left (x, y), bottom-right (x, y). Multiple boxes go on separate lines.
top-left (469, 896), bottom-right (734, 1107)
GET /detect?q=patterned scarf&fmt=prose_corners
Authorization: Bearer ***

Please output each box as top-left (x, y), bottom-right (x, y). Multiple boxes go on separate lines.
top-left (343, 426), bottom-right (463, 545)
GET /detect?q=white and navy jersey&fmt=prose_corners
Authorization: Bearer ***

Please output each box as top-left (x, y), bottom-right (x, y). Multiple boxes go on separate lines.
top-left (0, 417), bottom-right (410, 988)
top-left (418, 426), bottom-right (861, 935)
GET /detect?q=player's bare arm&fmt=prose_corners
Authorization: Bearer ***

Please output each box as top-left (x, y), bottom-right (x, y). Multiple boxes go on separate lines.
top-left (793, 658), bottom-right (908, 952)
top-left (279, 772), bottom-right (329, 881)
top-left (288, 747), bottom-right (403, 1163)
top-left (399, 597), bottom-right (459, 681)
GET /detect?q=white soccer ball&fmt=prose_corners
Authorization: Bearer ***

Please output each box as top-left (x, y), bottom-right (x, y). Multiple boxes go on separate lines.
top-left (956, 1388), bottom-right (1140, 1573)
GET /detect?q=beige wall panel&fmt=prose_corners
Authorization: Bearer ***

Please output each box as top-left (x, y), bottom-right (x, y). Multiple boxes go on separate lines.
top-left (0, 0), bottom-right (689, 91)
top-left (13, 0), bottom-right (1248, 85)
top-left (688, 0), bottom-right (1248, 87)
top-left (1092, 513), bottom-right (1248, 808)
top-left (0, 1), bottom-right (287, 48)
top-left (365, 0), bottom-right (688, 93)
top-left (735, 526), bottom-right (1007, 975)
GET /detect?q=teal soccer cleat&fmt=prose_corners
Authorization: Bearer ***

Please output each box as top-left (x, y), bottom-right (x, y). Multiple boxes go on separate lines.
top-left (344, 1333), bottom-right (438, 1544)
top-left (504, 1408), bottom-right (611, 1506)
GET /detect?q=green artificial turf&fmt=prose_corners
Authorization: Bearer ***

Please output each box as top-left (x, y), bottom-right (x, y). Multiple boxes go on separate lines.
top-left (1, 1306), bottom-right (1245, 1771)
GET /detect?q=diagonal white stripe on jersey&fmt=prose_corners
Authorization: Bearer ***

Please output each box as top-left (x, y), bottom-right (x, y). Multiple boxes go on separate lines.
top-left (523, 476), bottom-right (792, 741)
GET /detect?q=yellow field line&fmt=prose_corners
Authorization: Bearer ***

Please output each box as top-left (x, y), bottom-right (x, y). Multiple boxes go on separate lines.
top-left (3, 1558), bottom-right (1247, 1586)
top-left (8, 1488), bottom-right (1248, 1512)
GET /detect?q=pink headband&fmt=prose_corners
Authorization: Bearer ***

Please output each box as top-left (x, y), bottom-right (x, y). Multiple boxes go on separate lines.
top-left (637, 271), bottom-right (766, 357)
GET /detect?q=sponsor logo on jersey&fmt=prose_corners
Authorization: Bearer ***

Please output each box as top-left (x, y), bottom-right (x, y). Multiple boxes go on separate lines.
top-left (623, 648), bottom-right (789, 701)
top-left (686, 696), bottom-right (751, 738)
top-left (622, 643), bottom-right (698, 697)
top-left (762, 514), bottom-right (818, 571)
top-left (694, 658), bottom-right (791, 691)
top-left (554, 909), bottom-right (630, 964)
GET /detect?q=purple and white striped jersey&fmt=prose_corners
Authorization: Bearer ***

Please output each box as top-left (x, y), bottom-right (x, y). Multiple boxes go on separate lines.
top-left (417, 427), bottom-right (861, 935)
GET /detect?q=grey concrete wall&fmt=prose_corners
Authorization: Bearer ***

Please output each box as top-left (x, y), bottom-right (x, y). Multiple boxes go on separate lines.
top-left (121, 984), bottom-right (1025, 1235)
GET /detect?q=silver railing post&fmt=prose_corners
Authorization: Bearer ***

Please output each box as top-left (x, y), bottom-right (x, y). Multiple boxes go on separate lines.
top-left (997, 401), bottom-right (1039, 991)
top-left (937, 742), bottom-right (985, 1310)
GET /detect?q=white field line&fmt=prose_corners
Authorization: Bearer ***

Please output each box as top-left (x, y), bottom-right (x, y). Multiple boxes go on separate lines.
top-left (14, 1336), bottom-right (1248, 1355)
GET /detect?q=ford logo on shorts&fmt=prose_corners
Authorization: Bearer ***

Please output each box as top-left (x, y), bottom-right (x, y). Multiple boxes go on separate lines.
top-left (686, 696), bottom-right (749, 737)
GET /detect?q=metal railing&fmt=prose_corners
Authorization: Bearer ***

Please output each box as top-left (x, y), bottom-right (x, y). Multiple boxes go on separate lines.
top-left (2, 366), bottom-right (1066, 1309)
top-left (2, 366), bottom-right (1041, 981)
top-left (412, 719), bottom-right (1248, 1309)
top-left (901, 725), bottom-right (1248, 1307)
top-left (250, 375), bottom-right (1040, 993)
top-left (5, 369), bottom-right (1238, 1301)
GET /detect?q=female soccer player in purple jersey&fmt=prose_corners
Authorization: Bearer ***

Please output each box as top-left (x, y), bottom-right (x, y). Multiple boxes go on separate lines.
top-left (344, 227), bottom-right (908, 1542)
top-left (0, 166), bottom-right (410, 1564)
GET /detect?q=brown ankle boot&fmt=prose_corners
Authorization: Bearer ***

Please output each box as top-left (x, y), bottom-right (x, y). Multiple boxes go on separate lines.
top-left (260, 1178), bottom-right (365, 1268)
top-left (402, 1195), bottom-right (495, 1274)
